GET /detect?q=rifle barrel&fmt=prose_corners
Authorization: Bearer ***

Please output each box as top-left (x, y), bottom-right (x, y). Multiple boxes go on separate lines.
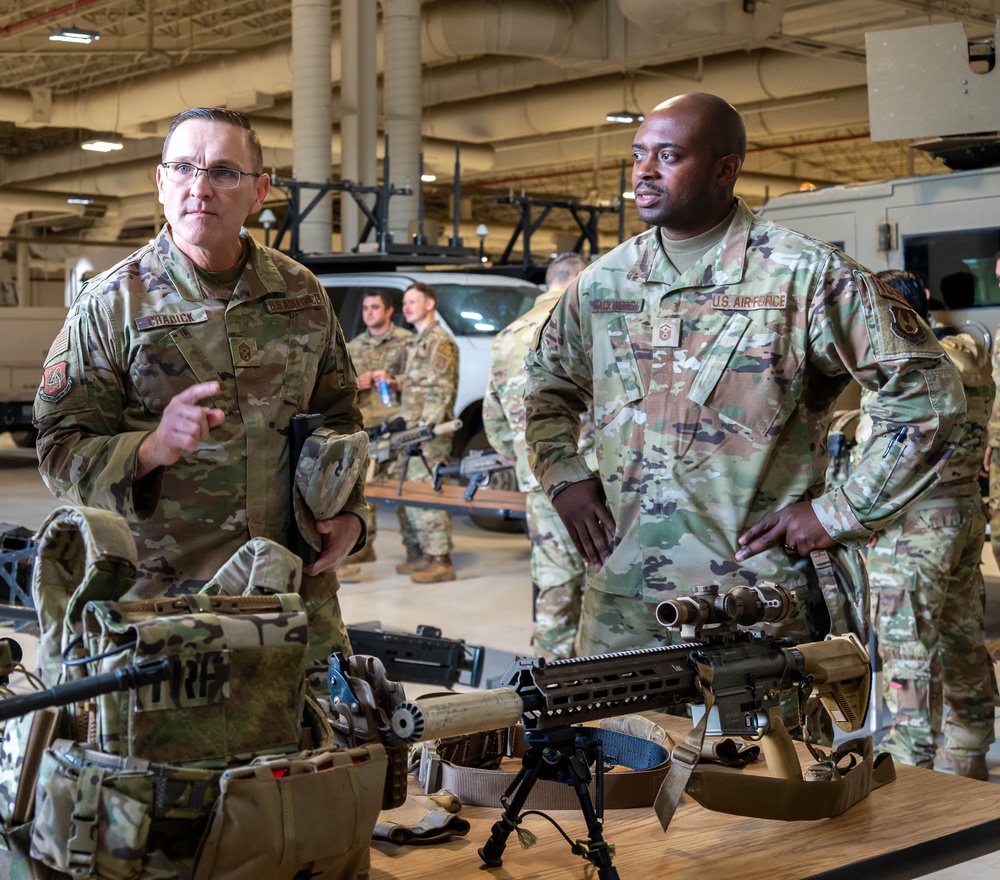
top-left (0, 657), bottom-right (171, 722)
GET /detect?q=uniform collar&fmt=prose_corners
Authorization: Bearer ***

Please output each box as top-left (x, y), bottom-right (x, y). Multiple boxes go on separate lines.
top-left (157, 224), bottom-right (285, 303)
top-left (626, 198), bottom-right (753, 288)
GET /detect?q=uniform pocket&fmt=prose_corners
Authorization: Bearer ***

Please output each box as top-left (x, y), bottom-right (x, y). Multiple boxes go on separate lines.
top-left (688, 312), bottom-right (804, 436)
top-left (593, 314), bottom-right (645, 428)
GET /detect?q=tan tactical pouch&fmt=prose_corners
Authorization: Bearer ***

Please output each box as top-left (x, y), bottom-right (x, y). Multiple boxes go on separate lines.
top-left (78, 593), bottom-right (309, 764)
top-left (193, 745), bottom-right (387, 880)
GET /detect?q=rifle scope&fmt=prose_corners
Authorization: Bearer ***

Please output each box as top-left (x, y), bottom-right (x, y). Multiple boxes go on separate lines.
top-left (655, 583), bottom-right (796, 632)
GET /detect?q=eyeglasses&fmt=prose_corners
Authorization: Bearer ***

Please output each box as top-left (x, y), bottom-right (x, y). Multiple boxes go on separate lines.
top-left (160, 162), bottom-right (261, 189)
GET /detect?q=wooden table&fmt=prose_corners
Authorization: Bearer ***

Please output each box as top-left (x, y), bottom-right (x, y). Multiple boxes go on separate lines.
top-left (366, 479), bottom-right (526, 520)
top-left (369, 718), bottom-right (1000, 880)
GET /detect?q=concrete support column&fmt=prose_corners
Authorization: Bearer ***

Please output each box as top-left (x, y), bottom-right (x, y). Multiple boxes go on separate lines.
top-left (292, 0), bottom-right (333, 254)
top-left (340, 0), bottom-right (378, 252)
top-left (383, 0), bottom-right (421, 244)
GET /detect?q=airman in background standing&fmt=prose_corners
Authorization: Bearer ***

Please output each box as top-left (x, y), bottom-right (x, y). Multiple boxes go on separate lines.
top-left (339, 291), bottom-right (412, 580)
top-left (865, 270), bottom-right (997, 779)
top-left (984, 253), bottom-right (1000, 569)
top-left (393, 282), bottom-right (460, 583)
top-left (485, 252), bottom-right (593, 659)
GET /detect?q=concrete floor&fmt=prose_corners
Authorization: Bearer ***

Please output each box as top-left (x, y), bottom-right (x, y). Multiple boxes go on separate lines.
top-left (1, 432), bottom-right (999, 878)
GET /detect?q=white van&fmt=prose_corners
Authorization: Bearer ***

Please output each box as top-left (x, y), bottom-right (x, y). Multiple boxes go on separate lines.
top-left (758, 165), bottom-right (1000, 333)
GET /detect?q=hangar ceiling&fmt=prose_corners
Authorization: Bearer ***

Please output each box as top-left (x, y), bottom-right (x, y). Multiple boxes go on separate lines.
top-left (1, 0), bottom-right (998, 264)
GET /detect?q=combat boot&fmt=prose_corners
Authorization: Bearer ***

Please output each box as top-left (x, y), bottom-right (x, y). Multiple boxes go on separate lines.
top-left (935, 747), bottom-right (989, 781)
top-left (395, 547), bottom-right (428, 574)
top-left (410, 554), bottom-right (455, 583)
top-left (337, 563), bottom-right (362, 583)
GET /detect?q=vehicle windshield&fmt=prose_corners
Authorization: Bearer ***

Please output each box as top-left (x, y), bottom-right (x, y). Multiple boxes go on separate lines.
top-left (431, 283), bottom-right (540, 336)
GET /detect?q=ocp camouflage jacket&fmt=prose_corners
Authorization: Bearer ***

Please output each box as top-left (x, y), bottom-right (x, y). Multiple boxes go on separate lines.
top-left (525, 199), bottom-right (966, 603)
top-left (33, 224), bottom-right (366, 596)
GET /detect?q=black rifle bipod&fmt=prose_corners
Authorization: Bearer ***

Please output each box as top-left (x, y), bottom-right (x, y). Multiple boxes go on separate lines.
top-left (477, 727), bottom-right (620, 880)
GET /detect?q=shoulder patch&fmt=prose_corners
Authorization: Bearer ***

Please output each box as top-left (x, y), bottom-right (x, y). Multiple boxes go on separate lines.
top-left (46, 328), bottom-right (69, 362)
top-left (889, 305), bottom-right (928, 344)
top-left (40, 361), bottom-right (71, 402)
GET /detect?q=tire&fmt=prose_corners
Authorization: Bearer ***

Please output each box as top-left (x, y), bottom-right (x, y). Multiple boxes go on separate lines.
top-left (462, 430), bottom-right (526, 533)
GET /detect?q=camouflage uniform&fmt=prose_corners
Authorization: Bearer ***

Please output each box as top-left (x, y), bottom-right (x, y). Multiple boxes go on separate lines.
top-left (484, 289), bottom-right (596, 658)
top-left (988, 325), bottom-right (1000, 568)
top-left (524, 199), bottom-right (966, 655)
top-left (392, 320), bottom-right (459, 557)
top-left (33, 224), bottom-right (366, 682)
top-left (867, 332), bottom-right (999, 767)
top-left (347, 323), bottom-right (412, 546)
top-left (347, 323), bottom-right (412, 428)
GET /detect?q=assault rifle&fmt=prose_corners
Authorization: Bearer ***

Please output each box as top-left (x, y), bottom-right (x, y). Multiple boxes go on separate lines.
top-left (367, 418), bottom-right (463, 496)
top-left (391, 583), bottom-right (871, 879)
top-left (432, 450), bottom-right (514, 500)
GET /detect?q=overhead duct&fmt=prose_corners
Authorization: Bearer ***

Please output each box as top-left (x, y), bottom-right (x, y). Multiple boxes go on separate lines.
top-left (422, 50), bottom-right (869, 142)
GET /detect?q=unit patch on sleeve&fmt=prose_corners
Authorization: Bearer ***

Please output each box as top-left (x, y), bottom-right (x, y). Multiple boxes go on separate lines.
top-left (40, 360), bottom-right (71, 402)
top-left (889, 305), bottom-right (928, 345)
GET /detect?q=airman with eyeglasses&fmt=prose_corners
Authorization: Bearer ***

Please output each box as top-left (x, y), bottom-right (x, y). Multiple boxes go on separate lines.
top-left (35, 107), bottom-right (367, 690)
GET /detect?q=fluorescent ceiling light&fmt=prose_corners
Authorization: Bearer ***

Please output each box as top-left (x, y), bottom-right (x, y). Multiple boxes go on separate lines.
top-left (622, 191), bottom-right (636, 200)
top-left (66, 198), bottom-right (94, 205)
top-left (50, 27), bottom-right (100, 44)
top-left (605, 109), bottom-right (644, 124)
top-left (82, 140), bottom-right (123, 152)
top-left (420, 173), bottom-right (437, 182)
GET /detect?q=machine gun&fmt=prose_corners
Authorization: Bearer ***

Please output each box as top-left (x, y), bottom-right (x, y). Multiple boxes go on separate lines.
top-left (391, 583), bottom-right (871, 879)
top-left (432, 450), bottom-right (514, 500)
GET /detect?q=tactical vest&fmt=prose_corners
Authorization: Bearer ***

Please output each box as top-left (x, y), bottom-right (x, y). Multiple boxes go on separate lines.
top-left (0, 506), bottom-right (391, 880)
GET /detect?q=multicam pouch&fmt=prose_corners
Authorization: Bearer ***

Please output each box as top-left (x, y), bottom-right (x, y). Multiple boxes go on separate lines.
top-left (30, 741), bottom-right (153, 880)
top-left (79, 593), bottom-right (310, 764)
top-left (193, 744), bottom-right (387, 880)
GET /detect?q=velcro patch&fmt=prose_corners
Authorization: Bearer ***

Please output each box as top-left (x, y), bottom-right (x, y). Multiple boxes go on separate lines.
top-left (135, 311), bottom-right (207, 331)
top-left (39, 361), bottom-right (71, 402)
top-left (265, 293), bottom-right (324, 313)
top-left (712, 292), bottom-right (787, 310)
top-left (889, 305), bottom-right (927, 344)
top-left (231, 338), bottom-right (260, 367)
top-left (46, 328), bottom-right (69, 361)
top-left (590, 300), bottom-right (643, 313)
top-left (137, 653), bottom-right (230, 711)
